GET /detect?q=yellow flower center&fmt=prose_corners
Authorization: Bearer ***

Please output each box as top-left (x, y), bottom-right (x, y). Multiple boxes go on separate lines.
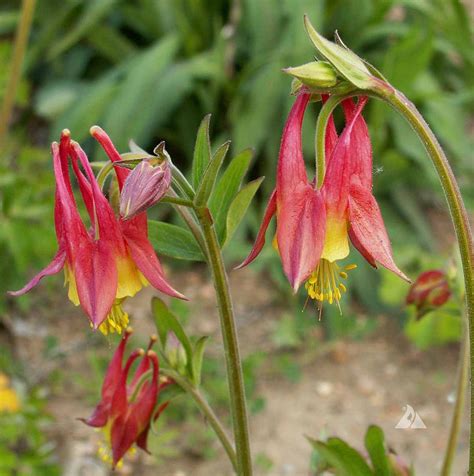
top-left (305, 259), bottom-right (357, 307)
top-left (97, 299), bottom-right (129, 335)
top-left (97, 423), bottom-right (136, 468)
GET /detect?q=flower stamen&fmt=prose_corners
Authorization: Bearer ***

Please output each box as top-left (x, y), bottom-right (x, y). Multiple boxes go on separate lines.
top-left (305, 259), bottom-right (357, 310)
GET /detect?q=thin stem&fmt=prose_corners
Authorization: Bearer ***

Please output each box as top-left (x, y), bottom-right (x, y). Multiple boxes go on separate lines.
top-left (0, 0), bottom-right (37, 147)
top-left (168, 189), bottom-right (207, 257)
top-left (377, 88), bottom-right (473, 471)
top-left (161, 195), bottom-right (195, 208)
top-left (170, 161), bottom-right (195, 199)
top-left (161, 367), bottom-right (237, 471)
top-left (441, 318), bottom-right (469, 475)
top-left (314, 92), bottom-right (359, 188)
top-left (197, 207), bottom-right (252, 475)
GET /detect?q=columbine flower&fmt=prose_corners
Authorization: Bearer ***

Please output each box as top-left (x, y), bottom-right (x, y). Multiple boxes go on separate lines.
top-left (406, 269), bottom-right (451, 318)
top-left (10, 129), bottom-right (184, 334)
top-left (119, 143), bottom-right (171, 220)
top-left (238, 92), bottom-right (409, 307)
top-left (80, 328), bottom-right (171, 468)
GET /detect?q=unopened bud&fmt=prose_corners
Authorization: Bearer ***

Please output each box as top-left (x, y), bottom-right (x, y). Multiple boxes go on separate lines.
top-left (119, 147), bottom-right (171, 220)
top-left (284, 61), bottom-right (338, 89)
top-left (406, 269), bottom-right (451, 319)
top-left (165, 332), bottom-right (187, 372)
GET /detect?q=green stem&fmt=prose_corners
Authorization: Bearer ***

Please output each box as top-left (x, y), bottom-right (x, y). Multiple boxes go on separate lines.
top-left (314, 92), bottom-right (359, 188)
top-left (0, 0), bottom-right (37, 147)
top-left (441, 318), bottom-right (469, 475)
top-left (377, 89), bottom-right (473, 471)
top-left (197, 207), bottom-right (252, 475)
top-left (161, 367), bottom-right (237, 471)
top-left (161, 195), bottom-right (195, 207)
top-left (168, 189), bottom-right (207, 257)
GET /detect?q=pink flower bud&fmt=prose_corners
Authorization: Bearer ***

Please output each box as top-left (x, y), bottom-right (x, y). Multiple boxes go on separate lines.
top-left (406, 269), bottom-right (451, 318)
top-left (120, 156), bottom-right (171, 220)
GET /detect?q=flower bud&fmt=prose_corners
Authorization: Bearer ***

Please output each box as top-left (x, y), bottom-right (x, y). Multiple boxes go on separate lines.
top-left (303, 15), bottom-right (391, 93)
top-left (165, 332), bottom-right (187, 372)
top-left (406, 269), bottom-right (451, 319)
top-left (119, 145), bottom-right (171, 220)
top-left (283, 61), bottom-right (338, 89)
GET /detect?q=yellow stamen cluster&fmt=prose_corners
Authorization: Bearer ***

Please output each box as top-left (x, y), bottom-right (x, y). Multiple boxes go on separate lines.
top-left (305, 259), bottom-right (357, 306)
top-left (97, 299), bottom-right (129, 335)
top-left (97, 425), bottom-right (135, 468)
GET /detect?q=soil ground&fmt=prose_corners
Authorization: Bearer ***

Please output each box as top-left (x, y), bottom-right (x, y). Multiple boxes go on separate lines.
top-left (5, 266), bottom-right (468, 476)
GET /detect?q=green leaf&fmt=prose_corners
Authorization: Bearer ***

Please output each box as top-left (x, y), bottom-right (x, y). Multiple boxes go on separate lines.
top-left (192, 336), bottom-right (209, 386)
top-left (194, 141), bottom-right (230, 206)
top-left (209, 148), bottom-right (254, 242)
top-left (304, 16), bottom-right (374, 90)
top-left (52, 76), bottom-right (118, 142)
top-left (364, 426), bottom-right (390, 476)
top-left (48, 0), bottom-right (118, 59)
top-left (224, 177), bottom-right (264, 246)
top-left (151, 297), bottom-right (193, 376)
top-left (148, 221), bottom-right (205, 261)
top-left (192, 114), bottom-right (212, 189)
top-left (308, 437), bottom-right (373, 476)
top-left (101, 35), bottom-right (180, 149)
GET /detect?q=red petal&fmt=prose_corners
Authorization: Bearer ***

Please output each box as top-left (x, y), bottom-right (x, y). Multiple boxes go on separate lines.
top-left (277, 94), bottom-right (311, 201)
top-left (80, 331), bottom-right (132, 427)
top-left (121, 218), bottom-right (186, 300)
top-left (111, 352), bottom-right (158, 467)
top-left (74, 238), bottom-right (118, 329)
top-left (342, 97), bottom-right (372, 188)
top-left (136, 402), bottom-right (169, 453)
top-left (277, 185), bottom-right (326, 291)
top-left (348, 180), bottom-right (409, 282)
top-left (322, 97), bottom-right (367, 217)
top-left (90, 126), bottom-right (130, 190)
top-left (235, 189), bottom-right (276, 269)
top-left (72, 142), bottom-right (126, 251)
top-left (8, 248), bottom-right (66, 296)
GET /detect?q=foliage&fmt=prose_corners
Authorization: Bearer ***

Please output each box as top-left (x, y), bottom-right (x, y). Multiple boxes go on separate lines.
top-left (0, 348), bottom-right (60, 476)
top-left (309, 425), bottom-right (414, 475)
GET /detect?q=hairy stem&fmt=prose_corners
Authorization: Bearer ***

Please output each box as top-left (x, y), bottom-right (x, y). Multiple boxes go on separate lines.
top-left (0, 0), bottom-right (37, 147)
top-left (197, 207), bottom-right (252, 475)
top-left (378, 88), bottom-right (473, 471)
top-left (161, 368), bottom-right (237, 471)
top-left (441, 319), bottom-right (469, 475)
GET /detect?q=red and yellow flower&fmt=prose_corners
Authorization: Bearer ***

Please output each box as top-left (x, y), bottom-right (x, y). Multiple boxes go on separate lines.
top-left (10, 129), bottom-right (184, 333)
top-left (80, 328), bottom-right (170, 468)
top-left (238, 92), bottom-right (409, 306)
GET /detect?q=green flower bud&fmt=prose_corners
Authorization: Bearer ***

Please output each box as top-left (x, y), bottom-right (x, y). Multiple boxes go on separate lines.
top-left (304, 15), bottom-right (388, 92)
top-left (283, 61), bottom-right (338, 89)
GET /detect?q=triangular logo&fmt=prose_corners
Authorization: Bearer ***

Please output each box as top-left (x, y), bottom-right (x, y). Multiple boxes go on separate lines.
top-left (395, 404), bottom-right (427, 429)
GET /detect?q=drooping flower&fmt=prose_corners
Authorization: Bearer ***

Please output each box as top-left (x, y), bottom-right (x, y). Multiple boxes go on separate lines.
top-left (80, 328), bottom-right (171, 468)
top-left (406, 269), bottom-right (451, 318)
top-left (9, 129), bottom-right (184, 334)
top-left (238, 93), bottom-right (409, 306)
top-left (236, 93), bottom-right (326, 291)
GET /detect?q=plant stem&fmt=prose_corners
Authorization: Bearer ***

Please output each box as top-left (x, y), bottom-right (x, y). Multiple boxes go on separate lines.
top-left (0, 0), bottom-right (37, 147)
top-left (161, 367), bottom-right (237, 471)
top-left (314, 92), bottom-right (359, 188)
top-left (378, 89), bottom-right (473, 472)
top-left (441, 319), bottom-right (469, 475)
top-left (197, 206), bottom-right (252, 475)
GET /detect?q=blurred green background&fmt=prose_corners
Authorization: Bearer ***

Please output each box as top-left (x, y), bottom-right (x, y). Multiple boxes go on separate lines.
top-left (0, 0), bottom-right (472, 474)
